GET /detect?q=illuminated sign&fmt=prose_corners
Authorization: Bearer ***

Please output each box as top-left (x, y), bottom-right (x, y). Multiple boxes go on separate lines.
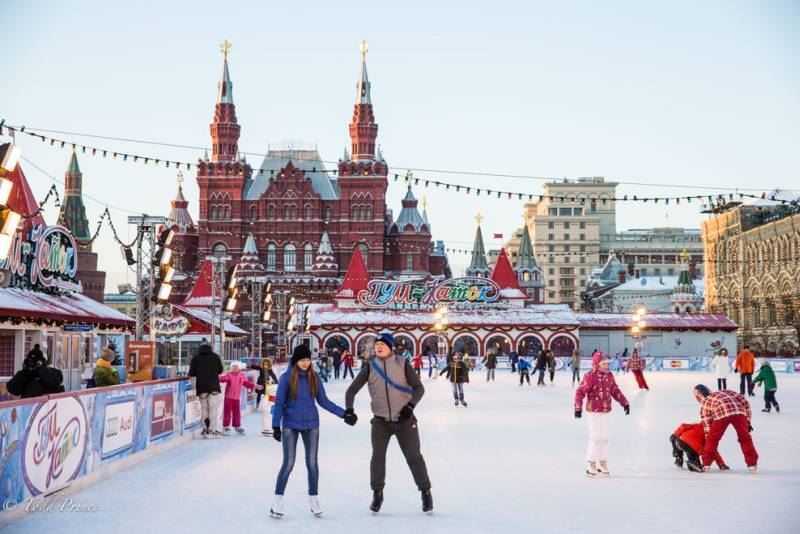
top-left (0, 224), bottom-right (82, 293)
top-left (357, 277), bottom-right (501, 308)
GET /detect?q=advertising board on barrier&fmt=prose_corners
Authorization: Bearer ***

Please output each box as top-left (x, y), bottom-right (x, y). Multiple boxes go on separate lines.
top-left (22, 397), bottom-right (88, 496)
top-left (770, 360), bottom-right (789, 373)
top-left (184, 389), bottom-right (201, 430)
top-left (150, 390), bottom-right (175, 441)
top-left (101, 395), bottom-right (135, 460)
top-left (661, 359), bottom-right (691, 370)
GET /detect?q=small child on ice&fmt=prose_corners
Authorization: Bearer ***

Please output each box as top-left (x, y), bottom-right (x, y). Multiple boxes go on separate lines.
top-left (518, 356), bottom-right (532, 386)
top-left (753, 360), bottom-right (780, 413)
top-left (440, 352), bottom-right (470, 406)
top-left (670, 422), bottom-right (729, 472)
top-left (219, 361), bottom-right (256, 435)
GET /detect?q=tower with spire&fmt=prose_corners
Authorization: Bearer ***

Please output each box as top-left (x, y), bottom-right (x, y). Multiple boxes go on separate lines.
top-left (465, 214), bottom-right (491, 277)
top-left (386, 185), bottom-right (431, 275)
top-left (670, 250), bottom-right (703, 313)
top-left (57, 150), bottom-right (106, 302)
top-left (164, 171), bottom-right (199, 304)
top-left (514, 223), bottom-right (544, 304)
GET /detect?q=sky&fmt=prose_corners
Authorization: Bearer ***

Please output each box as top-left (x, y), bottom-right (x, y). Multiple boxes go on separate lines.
top-left (2, 0), bottom-right (799, 291)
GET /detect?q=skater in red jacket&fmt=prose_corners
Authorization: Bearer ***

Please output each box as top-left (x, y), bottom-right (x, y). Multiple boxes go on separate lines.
top-left (628, 349), bottom-right (649, 390)
top-left (670, 422), bottom-right (728, 472)
top-left (412, 353), bottom-right (424, 377)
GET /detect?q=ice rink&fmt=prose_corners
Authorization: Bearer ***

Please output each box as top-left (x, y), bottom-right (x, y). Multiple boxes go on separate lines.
top-left (4, 370), bottom-right (799, 533)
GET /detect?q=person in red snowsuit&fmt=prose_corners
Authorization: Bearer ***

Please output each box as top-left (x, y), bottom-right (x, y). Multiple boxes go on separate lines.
top-left (412, 353), bottom-right (424, 377)
top-left (670, 422), bottom-right (728, 472)
top-left (628, 349), bottom-right (649, 390)
top-left (693, 384), bottom-right (758, 472)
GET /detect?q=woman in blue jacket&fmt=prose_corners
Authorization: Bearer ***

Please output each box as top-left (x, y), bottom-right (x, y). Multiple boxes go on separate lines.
top-left (270, 344), bottom-right (354, 519)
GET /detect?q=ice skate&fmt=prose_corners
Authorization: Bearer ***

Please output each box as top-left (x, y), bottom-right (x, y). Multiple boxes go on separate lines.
top-left (270, 495), bottom-right (285, 519)
top-left (235, 427), bottom-right (245, 435)
top-left (761, 408), bottom-right (770, 413)
top-left (370, 490), bottom-right (384, 513)
top-left (586, 461), bottom-right (597, 477)
top-left (421, 489), bottom-right (434, 514)
top-left (687, 461), bottom-right (704, 473)
top-left (597, 461), bottom-right (610, 476)
top-left (454, 399), bottom-right (459, 406)
top-left (718, 464), bottom-right (730, 471)
top-left (748, 465), bottom-right (758, 473)
top-left (309, 496), bottom-right (323, 517)
top-left (776, 403), bottom-right (780, 413)
top-left (207, 430), bottom-right (222, 439)
top-left (460, 398), bottom-right (468, 407)
top-left (222, 427), bottom-right (232, 436)
top-left (674, 456), bottom-right (684, 469)
top-left (262, 429), bottom-right (273, 436)
top-left (200, 428), bottom-right (209, 439)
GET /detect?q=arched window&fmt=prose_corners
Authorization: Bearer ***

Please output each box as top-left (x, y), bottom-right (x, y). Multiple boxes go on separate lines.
top-left (224, 206), bottom-right (231, 220)
top-left (250, 205), bottom-right (258, 220)
top-left (209, 206), bottom-right (216, 220)
top-left (283, 205), bottom-right (291, 219)
top-left (358, 243), bottom-right (369, 266)
top-left (365, 205), bottom-right (372, 220)
top-left (284, 244), bottom-right (296, 272)
top-left (267, 204), bottom-right (275, 219)
top-left (266, 243), bottom-right (276, 270)
top-left (304, 204), bottom-right (313, 220)
top-left (304, 243), bottom-right (313, 271)
top-left (213, 243), bottom-right (227, 257)
top-left (324, 205), bottom-right (332, 221)
top-left (352, 205), bottom-right (360, 220)
top-left (406, 252), bottom-right (413, 271)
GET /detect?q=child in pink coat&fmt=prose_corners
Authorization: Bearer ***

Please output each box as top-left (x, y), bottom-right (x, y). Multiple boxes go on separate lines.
top-left (219, 361), bottom-right (256, 435)
top-left (574, 352), bottom-right (630, 477)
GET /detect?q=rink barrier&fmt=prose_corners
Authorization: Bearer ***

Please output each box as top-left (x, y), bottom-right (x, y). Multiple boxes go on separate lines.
top-left (0, 371), bottom-right (259, 525)
top-left (458, 356), bottom-right (800, 373)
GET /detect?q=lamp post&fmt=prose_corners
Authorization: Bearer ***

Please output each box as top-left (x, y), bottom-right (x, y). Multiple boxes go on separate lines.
top-left (433, 305), bottom-right (449, 359)
top-left (631, 305), bottom-right (647, 351)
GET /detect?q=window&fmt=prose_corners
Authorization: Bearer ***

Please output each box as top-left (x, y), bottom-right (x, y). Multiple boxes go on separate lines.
top-left (283, 205), bottom-right (291, 219)
top-left (548, 268), bottom-right (555, 275)
top-left (580, 245), bottom-right (586, 252)
top-left (574, 208), bottom-right (583, 216)
top-left (267, 204), bottom-right (275, 219)
top-left (284, 244), bottom-right (296, 271)
top-left (590, 201), bottom-right (597, 213)
top-left (668, 268), bottom-right (675, 276)
top-left (548, 234), bottom-right (554, 241)
top-left (359, 243), bottom-right (369, 265)
top-left (564, 257), bottom-right (570, 263)
top-left (563, 222), bottom-right (570, 229)
top-left (559, 208), bottom-right (571, 216)
top-left (580, 256), bottom-right (586, 264)
top-left (548, 222), bottom-right (554, 229)
top-left (365, 205), bottom-right (372, 220)
top-left (579, 234), bottom-right (585, 241)
top-left (224, 206), bottom-right (231, 220)
top-left (548, 244), bottom-right (554, 252)
top-left (209, 206), bottom-right (217, 220)
top-left (406, 252), bottom-right (413, 271)
top-left (304, 204), bottom-right (313, 220)
top-left (580, 268), bottom-right (586, 275)
top-left (549, 291), bottom-right (555, 299)
top-left (654, 268), bottom-right (661, 276)
top-left (213, 243), bottom-right (227, 257)
top-left (324, 205), bottom-right (332, 221)
top-left (352, 205), bottom-right (360, 220)
top-left (579, 222), bottom-right (586, 229)
top-left (548, 208), bottom-right (557, 216)
top-left (267, 244), bottom-right (276, 270)
top-left (548, 280), bottom-right (555, 287)
top-left (564, 245), bottom-right (571, 252)
top-left (561, 279), bottom-right (574, 287)
top-left (564, 233), bottom-right (570, 241)
top-left (304, 243), bottom-right (313, 271)
top-left (250, 205), bottom-right (258, 220)
top-left (640, 269), bottom-right (647, 276)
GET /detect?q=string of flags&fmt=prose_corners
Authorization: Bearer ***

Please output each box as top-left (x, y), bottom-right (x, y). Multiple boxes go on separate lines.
top-left (4, 121), bottom-right (798, 207)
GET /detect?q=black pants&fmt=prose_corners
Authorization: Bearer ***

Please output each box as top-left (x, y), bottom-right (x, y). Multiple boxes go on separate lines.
top-left (537, 368), bottom-right (546, 385)
top-left (256, 391), bottom-right (264, 407)
top-left (739, 373), bottom-right (753, 396)
top-left (673, 437), bottom-right (701, 467)
top-left (343, 366), bottom-right (354, 379)
top-left (717, 378), bottom-right (727, 391)
top-left (520, 370), bottom-right (530, 385)
top-left (370, 417), bottom-right (431, 492)
top-left (334, 365), bottom-right (341, 379)
top-left (764, 390), bottom-right (779, 411)
top-left (511, 362), bottom-right (516, 372)
top-left (549, 369), bottom-right (555, 382)
top-left (572, 368), bottom-right (580, 385)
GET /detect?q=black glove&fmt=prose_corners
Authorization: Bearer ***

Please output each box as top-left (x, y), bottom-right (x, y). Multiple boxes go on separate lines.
top-left (398, 403), bottom-right (415, 422)
top-left (272, 428), bottom-right (282, 442)
top-left (624, 405), bottom-right (630, 415)
top-left (748, 424), bottom-right (754, 433)
top-left (344, 409), bottom-right (358, 426)
top-left (734, 369), bottom-right (738, 373)
top-left (669, 433), bottom-right (677, 444)
top-left (574, 410), bottom-right (582, 419)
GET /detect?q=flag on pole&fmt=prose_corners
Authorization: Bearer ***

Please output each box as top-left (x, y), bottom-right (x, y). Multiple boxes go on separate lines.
top-left (493, 233), bottom-right (503, 239)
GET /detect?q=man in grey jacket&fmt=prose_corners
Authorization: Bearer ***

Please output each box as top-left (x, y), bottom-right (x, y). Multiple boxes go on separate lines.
top-left (345, 332), bottom-right (433, 514)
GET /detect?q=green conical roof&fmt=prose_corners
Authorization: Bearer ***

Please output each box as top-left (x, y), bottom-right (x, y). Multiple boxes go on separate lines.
top-left (68, 150), bottom-right (81, 175)
top-left (515, 224), bottom-right (538, 270)
top-left (468, 225), bottom-right (489, 272)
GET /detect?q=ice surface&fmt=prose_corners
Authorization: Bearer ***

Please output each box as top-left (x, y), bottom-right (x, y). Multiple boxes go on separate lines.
top-left (4, 371), bottom-right (799, 533)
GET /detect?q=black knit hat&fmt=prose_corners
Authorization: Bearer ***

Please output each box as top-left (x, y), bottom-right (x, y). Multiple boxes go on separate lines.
top-left (291, 344), bottom-right (312, 367)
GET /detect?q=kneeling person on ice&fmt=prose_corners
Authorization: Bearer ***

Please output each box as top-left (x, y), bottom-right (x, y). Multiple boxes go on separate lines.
top-left (670, 422), bottom-right (729, 472)
top-left (344, 333), bottom-right (434, 514)
top-left (218, 361), bottom-right (256, 435)
top-left (574, 352), bottom-right (630, 477)
top-left (270, 345), bottom-right (353, 519)
top-left (440, 351), bottom-right (470, 406)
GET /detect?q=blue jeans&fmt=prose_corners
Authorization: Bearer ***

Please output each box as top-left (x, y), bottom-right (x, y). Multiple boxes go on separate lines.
top-left (275, 428), bottom-right (320, 496)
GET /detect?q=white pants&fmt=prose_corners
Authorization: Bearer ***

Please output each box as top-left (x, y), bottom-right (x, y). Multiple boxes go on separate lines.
top-left (261, 398), bottom-right (273, 431)
top-left (200, 392), bottom-right (223, 433)
top-left (585, 412), bottom-right (611, 462)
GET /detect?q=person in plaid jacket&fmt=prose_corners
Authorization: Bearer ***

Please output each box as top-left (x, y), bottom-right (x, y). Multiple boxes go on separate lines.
top-left (628, 349), bottom-right (649, 390)
top-left (693, 384), bottom-right (758, 472)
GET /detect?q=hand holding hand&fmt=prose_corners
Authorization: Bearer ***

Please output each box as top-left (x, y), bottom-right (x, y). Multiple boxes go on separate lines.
top-left (344, 408), bottom-right (358, 426)
top-left (272, 428), bottom-right (282, 442)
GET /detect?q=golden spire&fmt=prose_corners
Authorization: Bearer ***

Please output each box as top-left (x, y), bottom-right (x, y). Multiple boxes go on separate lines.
top-left (475, 213), bottom-right (484, 226)
top-left (360, 40), bottom-right (368, 60)
top-left (680, 249), bottom-right (689, 263)
top-left (422, 196), bottom-right (428, 211)
top-left (220, 40), bottom-right (232, 61)
top-left (176, 170), bottom-right (184, 185)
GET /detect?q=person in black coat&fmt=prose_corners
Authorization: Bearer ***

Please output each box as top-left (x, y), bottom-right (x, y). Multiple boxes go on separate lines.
top-left (481, 351), bottom-right (498, 382)
top-left (332, 350), bottom-right (342, 379)
top-left (189, 344), bottom-right (224, 437)
top-left (439, 352), bottom-right (470, 406)
top-left (7, 357), bottom-right (65, 399)
top-left (534, 350), bottom-right (548, 386)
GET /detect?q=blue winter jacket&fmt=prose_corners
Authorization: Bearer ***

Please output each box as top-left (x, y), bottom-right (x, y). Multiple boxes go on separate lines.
top-left (517, 358), bottom-right (532, 371)
top-left (272, 369), bottom-right (345, 430)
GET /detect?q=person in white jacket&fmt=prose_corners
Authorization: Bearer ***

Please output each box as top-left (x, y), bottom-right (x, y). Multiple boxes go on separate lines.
top-left (710, 348), bottom-right (730, 390)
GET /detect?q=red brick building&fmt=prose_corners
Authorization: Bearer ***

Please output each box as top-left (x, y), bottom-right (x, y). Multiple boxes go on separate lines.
top-left (168, 44), bottom-right (449, 305)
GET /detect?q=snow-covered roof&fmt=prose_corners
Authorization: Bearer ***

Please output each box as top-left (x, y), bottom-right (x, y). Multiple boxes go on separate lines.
top-left (245, 149), bottom-right (338, 201)
top-left (173, 305), bottom-right (248, 336)
top-left (309, 303), bottom-right (579, 328)
top-left (743, 189), bottom-right (799, 207)
top-left (609, 276), bottom-right (705, 297)
top-left (576, 313), bottom-right (736, 330)
top-left (0, 287), bottom-right (134, 328)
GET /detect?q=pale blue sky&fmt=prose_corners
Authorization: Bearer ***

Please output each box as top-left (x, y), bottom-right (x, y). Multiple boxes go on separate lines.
top-left (2, 0), bottom-right (798, 290)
